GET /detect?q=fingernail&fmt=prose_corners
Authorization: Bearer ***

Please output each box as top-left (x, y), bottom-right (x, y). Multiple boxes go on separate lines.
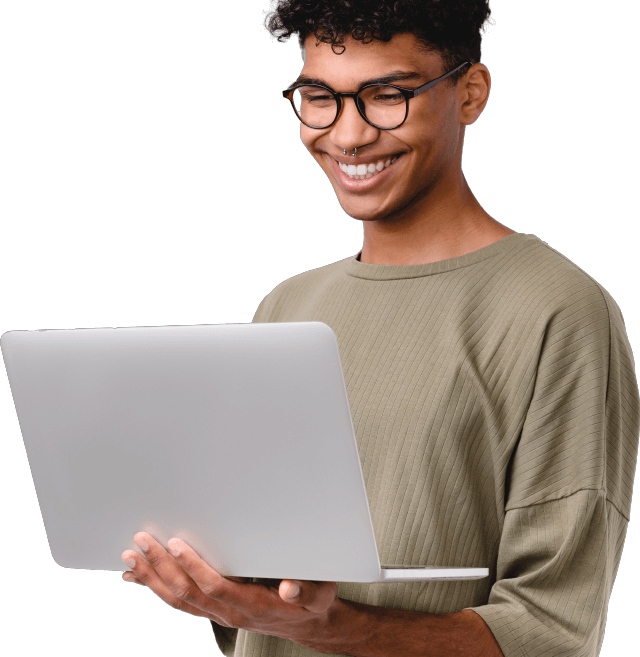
top-left (135, 535), bottom-right (149, 552)
top-left (168, 538), bottom-right (181, 556)
top-left (123, 555), bottom-right (136, 568)
top-left (288, 583), bottom-right (300, 598)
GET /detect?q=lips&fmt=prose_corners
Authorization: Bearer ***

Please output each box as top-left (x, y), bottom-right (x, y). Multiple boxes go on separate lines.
top-left (330, 153), bottom-right (404, 192)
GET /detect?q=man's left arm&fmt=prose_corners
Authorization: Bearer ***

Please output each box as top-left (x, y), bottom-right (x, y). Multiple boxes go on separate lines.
top-left (311, 286), bottom-right (640, 657)
top-left (314, 487), bottom-right (624, 657)
top-left (302, 594), bottom-right (504, 657)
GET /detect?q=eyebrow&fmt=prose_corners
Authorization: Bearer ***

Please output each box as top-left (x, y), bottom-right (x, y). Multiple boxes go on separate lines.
top-left (290, 70), bottom-right (425, 89)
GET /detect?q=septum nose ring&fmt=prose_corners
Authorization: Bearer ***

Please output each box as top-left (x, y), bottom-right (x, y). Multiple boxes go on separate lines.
top-left (342, 147), bottom-right (358, 157)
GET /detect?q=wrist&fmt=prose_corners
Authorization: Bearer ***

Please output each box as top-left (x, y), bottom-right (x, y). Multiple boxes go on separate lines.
top-left (320, 597), bottom-right (409, 657)
top-left (306, 596), bottom-right (374, 656)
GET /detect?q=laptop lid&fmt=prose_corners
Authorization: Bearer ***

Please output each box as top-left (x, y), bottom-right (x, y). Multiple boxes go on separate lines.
top-left (2, 322), bottom-right (386, 582)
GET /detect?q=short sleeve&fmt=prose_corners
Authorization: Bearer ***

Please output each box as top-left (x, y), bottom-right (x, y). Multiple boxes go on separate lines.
top-left (466, 284), bottom-right (640, 656)
top-left (468, 490), bottom-right (627, 656)
top-left (251, 294), bottom-right (271, 323)
top-left (209, 621), bottom-right (238, 657)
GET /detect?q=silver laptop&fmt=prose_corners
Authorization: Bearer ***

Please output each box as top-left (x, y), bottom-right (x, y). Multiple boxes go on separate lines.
top-left (1, 322), bottom-right (488, 583)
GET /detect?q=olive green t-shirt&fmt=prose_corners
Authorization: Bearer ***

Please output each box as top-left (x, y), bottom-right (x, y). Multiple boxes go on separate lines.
top-left (211, 233), bottom-right (640, 657)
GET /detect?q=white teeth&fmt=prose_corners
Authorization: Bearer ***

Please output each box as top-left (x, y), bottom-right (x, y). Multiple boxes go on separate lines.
top-left (338, 154), bottom-right (402, 180)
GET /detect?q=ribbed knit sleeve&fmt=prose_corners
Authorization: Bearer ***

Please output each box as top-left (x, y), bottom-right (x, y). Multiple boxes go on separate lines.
top-left (467, 287), bottom-right (640, 657)
top-left (209, 620), bottom-right (238, 657)
top-left (468, 491), bottom-right (627, 657)
top-left (210, 621), bottom-right (238, 657)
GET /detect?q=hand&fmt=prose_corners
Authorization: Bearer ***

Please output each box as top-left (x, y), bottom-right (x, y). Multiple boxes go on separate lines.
top-left (121, 532), bottom-right (342, 651)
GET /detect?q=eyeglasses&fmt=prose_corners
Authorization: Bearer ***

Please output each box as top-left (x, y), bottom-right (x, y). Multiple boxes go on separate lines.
top-left (282, 61), bottom-right (471, 130)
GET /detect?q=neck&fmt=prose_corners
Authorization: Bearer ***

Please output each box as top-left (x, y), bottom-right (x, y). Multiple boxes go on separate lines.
top-left (359, 168), bottom-right (514, 266)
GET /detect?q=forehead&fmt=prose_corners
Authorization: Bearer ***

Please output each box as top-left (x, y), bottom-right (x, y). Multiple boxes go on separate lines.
top-left (300, 32), bottom-right (443, 86)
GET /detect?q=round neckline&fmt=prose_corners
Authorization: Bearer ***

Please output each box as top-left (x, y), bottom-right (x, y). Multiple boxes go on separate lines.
top-left (345, 233), bottom-right (539, 280)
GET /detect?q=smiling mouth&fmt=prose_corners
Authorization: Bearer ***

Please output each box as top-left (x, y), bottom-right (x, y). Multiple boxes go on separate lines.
top-left (334, 153), bottom-right (404, 180)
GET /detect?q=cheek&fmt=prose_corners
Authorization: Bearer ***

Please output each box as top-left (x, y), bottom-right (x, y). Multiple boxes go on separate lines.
top-left (432, 100), bottom-right (461, 153)
top-left (299, 130), bottom-right (335, 175)
top-left (411, 115), bottom-right (457, 170)
top-left (299, 125), bottom-right (323, 154)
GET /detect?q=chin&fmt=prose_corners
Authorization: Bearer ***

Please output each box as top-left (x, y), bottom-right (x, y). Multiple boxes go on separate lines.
top-left (337, 202), bottom-right (390, 222)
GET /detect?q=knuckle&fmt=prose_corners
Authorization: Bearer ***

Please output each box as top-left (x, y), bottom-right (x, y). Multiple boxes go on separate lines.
top-left (172, 581), bottom-right (194, 601)
top-left (146, 553), bottom-right (163, 570)
top-left (169, 597), bottom-right (189, 612)
top-left (137, 569), bottom-right (152, 584)
top-left (201, 580), bottom-right (223, 599)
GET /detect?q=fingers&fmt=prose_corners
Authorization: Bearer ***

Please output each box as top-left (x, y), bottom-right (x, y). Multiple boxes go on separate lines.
top-left (122, 532), bottom-right (244, 620)
top-left (122, 571), bottom-right (145, 585)
top-left (120, 563), bottom-right (232, 628)
top-left (121, 548), bottom-right (208, 616)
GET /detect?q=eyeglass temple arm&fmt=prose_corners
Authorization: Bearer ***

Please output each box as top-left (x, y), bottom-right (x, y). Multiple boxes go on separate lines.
top-left (411, 61), bottom-right (472, 98)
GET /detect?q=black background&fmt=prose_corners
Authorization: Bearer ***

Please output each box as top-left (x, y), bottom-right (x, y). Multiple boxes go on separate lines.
top-left (0, 1), bottom-right (640, 655)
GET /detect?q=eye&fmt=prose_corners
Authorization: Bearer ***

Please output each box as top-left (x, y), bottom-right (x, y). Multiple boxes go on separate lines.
top-left (360, 85), bottom-right (405, 105)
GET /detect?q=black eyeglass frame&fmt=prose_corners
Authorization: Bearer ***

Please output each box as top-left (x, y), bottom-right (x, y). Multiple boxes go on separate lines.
top-left (282, 61), bottom-right (471, 130)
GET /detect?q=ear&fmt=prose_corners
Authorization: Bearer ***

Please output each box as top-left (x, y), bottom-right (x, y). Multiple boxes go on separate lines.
top-left (459, 63), bottom-right (491, 126)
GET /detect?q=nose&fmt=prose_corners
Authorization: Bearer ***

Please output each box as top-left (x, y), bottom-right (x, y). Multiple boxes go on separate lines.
top-left (330, 96), bottom-right (379, 154)
top-left (334, 96), bottom-right (364, 127)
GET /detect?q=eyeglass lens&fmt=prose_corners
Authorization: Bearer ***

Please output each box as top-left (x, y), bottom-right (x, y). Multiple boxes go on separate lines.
top-left (291, 85), bottom-right (407, 129)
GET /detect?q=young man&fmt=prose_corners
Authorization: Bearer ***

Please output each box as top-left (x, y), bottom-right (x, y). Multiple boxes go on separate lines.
top-left (120, 2), bottom-right (640, 656)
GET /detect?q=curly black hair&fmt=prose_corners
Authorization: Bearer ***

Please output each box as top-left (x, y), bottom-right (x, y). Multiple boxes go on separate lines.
top-left (265, 0), bottom-right (492, 84)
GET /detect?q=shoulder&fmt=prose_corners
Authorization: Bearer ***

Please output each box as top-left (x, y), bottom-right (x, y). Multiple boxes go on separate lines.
top-left (267, 256), bottom-right (354, 300)
top-left (496, 235), bottom-right (619, 333)
top-left (251, 254), bottom-right (353, 323)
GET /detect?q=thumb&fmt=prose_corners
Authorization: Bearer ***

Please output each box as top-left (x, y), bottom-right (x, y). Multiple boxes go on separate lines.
top-left (279, 579), bottom-right (338, 613)
top-left (280, 579), bottom-right (303, 602)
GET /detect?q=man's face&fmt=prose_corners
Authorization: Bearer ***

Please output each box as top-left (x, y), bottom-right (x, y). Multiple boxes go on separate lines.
top-left (296, 33), bottom-right (471, 222)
